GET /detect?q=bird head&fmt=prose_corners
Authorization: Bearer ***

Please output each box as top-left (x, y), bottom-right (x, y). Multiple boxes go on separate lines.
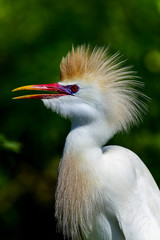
top-left (12, 45), bottom-right (147, 135)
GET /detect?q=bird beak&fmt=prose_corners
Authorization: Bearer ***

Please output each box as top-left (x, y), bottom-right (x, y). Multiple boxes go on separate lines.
top-left (12, 83), bottom-right (71, 99)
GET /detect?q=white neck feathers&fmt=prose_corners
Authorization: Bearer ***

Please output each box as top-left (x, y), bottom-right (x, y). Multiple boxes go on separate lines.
top-left (55, 121), bottom-right (105, 239)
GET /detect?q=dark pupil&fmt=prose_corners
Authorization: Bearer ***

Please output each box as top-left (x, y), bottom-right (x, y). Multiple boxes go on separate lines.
top-left (72, 85), bottom-right (77, 92)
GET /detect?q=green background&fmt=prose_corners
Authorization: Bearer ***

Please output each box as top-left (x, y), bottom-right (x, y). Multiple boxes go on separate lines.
top-left (0, 0), bottom-right (160, 239)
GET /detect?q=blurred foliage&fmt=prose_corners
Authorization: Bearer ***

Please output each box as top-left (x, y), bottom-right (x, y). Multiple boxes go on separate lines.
top-left (0, 134), bottom-right (21, 153)
top-left (0, 0), bottom-right (160, 239)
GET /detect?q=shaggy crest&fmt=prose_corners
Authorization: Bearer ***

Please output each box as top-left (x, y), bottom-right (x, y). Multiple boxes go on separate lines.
top-left (60, 45), bottom-right (148, 132)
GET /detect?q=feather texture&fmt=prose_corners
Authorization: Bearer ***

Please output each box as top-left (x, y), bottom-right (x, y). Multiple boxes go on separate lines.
top-left (60, 45), bottom-right (148, 132)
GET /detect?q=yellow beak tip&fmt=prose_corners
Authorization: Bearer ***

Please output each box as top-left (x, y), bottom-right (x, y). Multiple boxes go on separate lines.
top-left (12, 96), bottom-right (20, 99)
top-left (12, 85), bottom-right (34, 92)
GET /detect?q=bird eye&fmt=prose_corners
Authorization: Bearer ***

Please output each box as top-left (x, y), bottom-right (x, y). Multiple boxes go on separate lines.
top-left (71, 85), bottom-right (79, 93)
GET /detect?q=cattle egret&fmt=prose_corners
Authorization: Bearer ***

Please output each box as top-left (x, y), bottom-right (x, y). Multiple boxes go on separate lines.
top-left (13, 45), bottom-right (160, 240)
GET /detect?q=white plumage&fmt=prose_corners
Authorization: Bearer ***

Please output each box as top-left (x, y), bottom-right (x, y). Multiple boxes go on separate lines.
top-left (13, 45), bottom-right (160, 240)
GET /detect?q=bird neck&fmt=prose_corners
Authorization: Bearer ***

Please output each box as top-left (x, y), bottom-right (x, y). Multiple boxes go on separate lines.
top-left (67, 116), bottom-right (114, 151)
top-left (60, 117), bottom-right (115, 170)
top-left (55, 118), bottom-right (109, 239)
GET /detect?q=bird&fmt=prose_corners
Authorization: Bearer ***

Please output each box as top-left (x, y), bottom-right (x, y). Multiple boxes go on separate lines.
top-left (12, 45), bottom-right (160, 240)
